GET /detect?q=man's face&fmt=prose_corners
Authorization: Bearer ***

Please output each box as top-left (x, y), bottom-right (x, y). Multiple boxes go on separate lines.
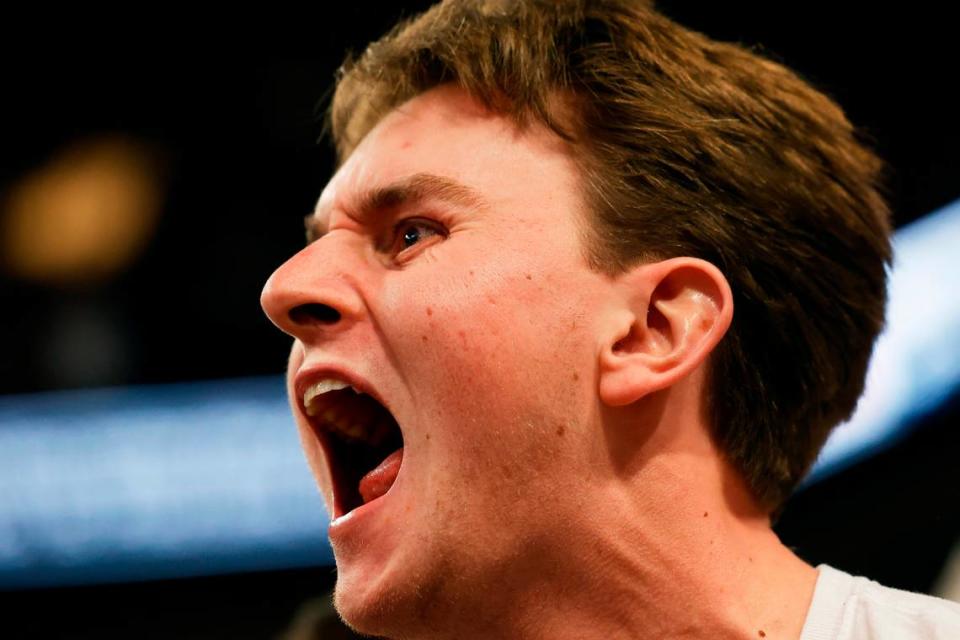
top-left (262, 86), bottom-right (618, 632)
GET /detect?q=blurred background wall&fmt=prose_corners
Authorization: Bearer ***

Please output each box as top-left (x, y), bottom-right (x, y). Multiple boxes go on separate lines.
top-left (1, 1), bottom-right (958, 638)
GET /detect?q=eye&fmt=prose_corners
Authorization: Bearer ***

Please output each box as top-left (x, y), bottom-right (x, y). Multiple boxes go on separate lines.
top-left (391, 218), bottom-right (446, 255)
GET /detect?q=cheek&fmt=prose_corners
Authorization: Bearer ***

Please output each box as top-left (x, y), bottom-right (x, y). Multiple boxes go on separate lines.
top-left (391, 269), bottom-right (560, 376)
top-left (385, 266), bottom-right (592, 448)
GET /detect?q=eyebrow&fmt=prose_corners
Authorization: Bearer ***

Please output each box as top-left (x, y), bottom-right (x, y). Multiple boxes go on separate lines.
top-left (305, 172), bottom-right (488, 242)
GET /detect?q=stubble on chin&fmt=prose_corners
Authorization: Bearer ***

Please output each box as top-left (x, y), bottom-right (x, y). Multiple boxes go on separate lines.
top-left (333, 552), bottom-right (467, 640)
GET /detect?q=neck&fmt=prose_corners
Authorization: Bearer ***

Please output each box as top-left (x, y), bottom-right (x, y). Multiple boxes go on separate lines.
top-left (459, 459), bottom-right (817, 640)
top-left (393, 383), bottom-right (818, 640)
top-left (424, 405), bottom-right (815, 639)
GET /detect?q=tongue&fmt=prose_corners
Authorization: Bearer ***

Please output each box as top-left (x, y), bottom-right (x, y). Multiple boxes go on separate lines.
top-left (358, 448), bottom-right (403, 505)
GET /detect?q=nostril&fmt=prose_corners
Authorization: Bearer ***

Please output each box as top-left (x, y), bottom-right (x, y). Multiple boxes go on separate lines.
top-left (289, 303), bottom-right (341, 326)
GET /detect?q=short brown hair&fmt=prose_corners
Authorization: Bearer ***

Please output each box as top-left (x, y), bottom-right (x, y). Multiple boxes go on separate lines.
top-left (328, 0), bottom-right (892, 510)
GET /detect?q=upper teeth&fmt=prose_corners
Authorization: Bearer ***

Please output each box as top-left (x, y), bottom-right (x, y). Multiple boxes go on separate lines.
top-left (302, 377), bottom-right (395, 446)
top-left (304, 378), bottom-right (354, 415)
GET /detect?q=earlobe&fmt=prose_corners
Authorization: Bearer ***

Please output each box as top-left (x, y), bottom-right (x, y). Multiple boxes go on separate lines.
top-left (598, 258), bottom-right (733, 407)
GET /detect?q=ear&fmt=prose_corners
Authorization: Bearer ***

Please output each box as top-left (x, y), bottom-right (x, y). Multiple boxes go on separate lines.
top-left (598, 257), bottom-right (733, 407)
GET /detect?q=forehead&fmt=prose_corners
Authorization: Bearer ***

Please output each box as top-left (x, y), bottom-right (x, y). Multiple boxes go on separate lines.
top-left (312, 86), bottom-right (582, 227)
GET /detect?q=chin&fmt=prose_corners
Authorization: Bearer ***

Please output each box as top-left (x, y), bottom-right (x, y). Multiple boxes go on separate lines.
top-left (333, 584), bottom-right (389, 637)
top-left (332, 538), bottom-right (468, 639)
top-left (333, 567), bottom-right (426, 639)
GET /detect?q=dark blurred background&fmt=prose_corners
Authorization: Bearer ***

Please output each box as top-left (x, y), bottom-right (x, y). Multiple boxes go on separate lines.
top-left (1, 1), bottom-right (958, 638)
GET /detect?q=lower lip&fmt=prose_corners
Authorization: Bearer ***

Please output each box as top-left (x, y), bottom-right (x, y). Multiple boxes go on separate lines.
top-left (328, 470), bottom-right (402, 541)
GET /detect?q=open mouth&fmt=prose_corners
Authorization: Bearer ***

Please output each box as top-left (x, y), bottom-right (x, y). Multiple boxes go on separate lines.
top-left (302, 379), bottom-right (404, 517)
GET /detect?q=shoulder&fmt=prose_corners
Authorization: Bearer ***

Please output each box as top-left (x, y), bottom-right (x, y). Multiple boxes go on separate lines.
top-left (801, 564), bottom-right (960, 640)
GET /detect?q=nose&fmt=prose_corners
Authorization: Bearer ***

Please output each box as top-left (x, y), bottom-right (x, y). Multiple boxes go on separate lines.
top-left (260, 241), bottom-right (365, 342)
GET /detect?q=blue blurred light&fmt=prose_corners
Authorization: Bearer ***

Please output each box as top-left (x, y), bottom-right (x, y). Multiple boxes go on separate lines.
top-left (807, 198), bottom-right (960, 481)
top-left (0, 377), bottom-right (331, 588)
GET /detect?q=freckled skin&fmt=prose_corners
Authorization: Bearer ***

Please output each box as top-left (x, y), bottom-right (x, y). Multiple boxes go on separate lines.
top-left (262, 86), bottom-right (616, 636)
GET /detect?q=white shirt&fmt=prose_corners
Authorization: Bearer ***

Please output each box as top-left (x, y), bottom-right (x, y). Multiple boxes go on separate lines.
top-left (800, 564), bottom-right (960, 639)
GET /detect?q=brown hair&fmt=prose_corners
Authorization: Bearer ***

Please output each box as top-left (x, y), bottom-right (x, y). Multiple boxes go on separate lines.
top-left (328, 0), bottom-right (892, 510)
